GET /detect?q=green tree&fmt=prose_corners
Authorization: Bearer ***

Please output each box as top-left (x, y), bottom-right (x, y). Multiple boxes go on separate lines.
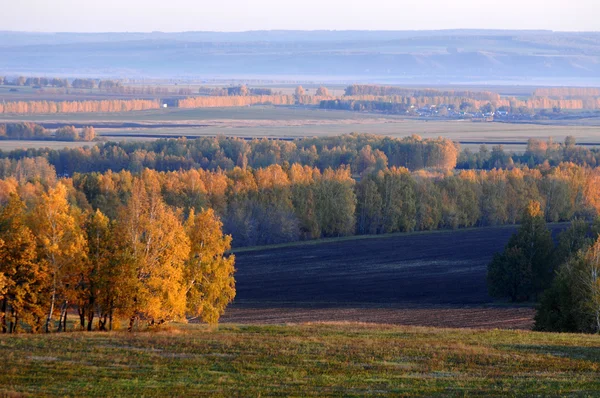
top-left (487, 246), bottom-right (531, 302)
top-left (315, 168), bottom-right (356, 237)
top-left (55, 126), bottom-right (79, 141)
top-left (535, 233), bottom-right (600, 334)
top-left (356, 176), bottom-right (382, 234)
top-left (579, 237), bottom-right (600, 332)
top-left (487, 201), bottom-right (554, 302)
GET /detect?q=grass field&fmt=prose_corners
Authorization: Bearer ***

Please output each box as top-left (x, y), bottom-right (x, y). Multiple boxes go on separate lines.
top-left (2, 106), bottom-right (600, 153)
top-left (1, 323), bottom-right (599, 396)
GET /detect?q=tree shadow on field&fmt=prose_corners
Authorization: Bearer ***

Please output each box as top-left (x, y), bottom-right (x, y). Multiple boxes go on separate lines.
top-left (500, 344), bottom-right (600, 363)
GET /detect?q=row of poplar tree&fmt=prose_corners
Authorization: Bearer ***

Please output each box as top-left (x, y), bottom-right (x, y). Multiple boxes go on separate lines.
top-left (0, 176), bottom-right (236, 333)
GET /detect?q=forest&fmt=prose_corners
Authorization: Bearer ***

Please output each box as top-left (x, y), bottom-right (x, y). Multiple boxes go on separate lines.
top-left (0, 135), bottom-right (600, 332)
top-left (2, 130), bottom-right (600, 175)
top-left (0, 123), bottom-right (96, 141)
top-left (0, 126), bottom-right (598, 368)
top-left (0, 131), bottom-right (460, 173)
top-left (0, 175), bottom-right (235, 334)
top-left (3, 133), bottom-right (600, 333)
top-left (2, 81), bottom-right (600, 115)
top-left (0, 134), bottom-right (599, 246)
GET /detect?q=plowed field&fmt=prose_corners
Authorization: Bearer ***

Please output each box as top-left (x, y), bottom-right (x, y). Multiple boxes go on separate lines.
top-left (223, 225), bottom-right (567, 329)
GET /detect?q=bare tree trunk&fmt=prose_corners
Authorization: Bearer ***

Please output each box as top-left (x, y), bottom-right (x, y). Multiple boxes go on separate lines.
top-left (45, 273), bottom-right (57, 333)
top-left (128, 315), bottom-right (136, 332)
top-left (98, 314), bottom-right (106, 331)
top-left (1, 298), bottom-right (7, 333)
top-left (87, 310), bottom-right (94, 332)
top-left (8, 307), bottom-right (14, 334)
top-left (57, 301), bottom-right (67, 332)
top-left (79, 306), bottom-right (86, 330)
top-left (63, 309), bottom-right (68, 332)
top-left (13, 313), bottom-right (18, 334)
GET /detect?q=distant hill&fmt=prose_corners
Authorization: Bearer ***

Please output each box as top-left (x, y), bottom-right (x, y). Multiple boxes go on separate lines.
top-left (1, 30), bottom-right (599, 84)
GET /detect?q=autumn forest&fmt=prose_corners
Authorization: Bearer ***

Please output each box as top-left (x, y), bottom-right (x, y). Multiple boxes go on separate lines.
top-left (2, 25), bottom-right (600, 395)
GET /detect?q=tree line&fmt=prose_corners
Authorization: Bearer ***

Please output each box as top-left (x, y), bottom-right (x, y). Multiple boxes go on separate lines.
top-left (532, 87), bottom-right (600, 98)
top-left (1, 76), bottom-right (69, 88)
top-left (0, 123), bottom-right (96, 142)
top-left (487, 202), bottom-right (600, 334)
top-left (458, 137), bottom-right (600, 170)
top-left (177, 94), bottom-right (330, 108)
top-left (0, 99), bottom-right (161, 114)
top-left (343, 85), bottom-right (600, 110)
top-left (4, 132), bottom-right (600, 178)
top-left (198, 85), bottom-right (276, 96)
top-left (344, 85), bottom-right (501, 101)
top-left (0, 133), bottom-right (459, 176)
top-left (2, 156), bottom-right (600, 247)
top-left (2, 86), bottom-right (598, 116)
top-left (0, 174), bottom-right (235, 334)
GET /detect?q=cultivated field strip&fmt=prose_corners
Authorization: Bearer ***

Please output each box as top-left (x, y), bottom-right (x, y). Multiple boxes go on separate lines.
top-left (227, 225), bottom-right (568, 328)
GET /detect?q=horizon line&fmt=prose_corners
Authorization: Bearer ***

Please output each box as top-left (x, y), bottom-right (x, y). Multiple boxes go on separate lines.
top-left (2, 28), bottom-right (600, 35)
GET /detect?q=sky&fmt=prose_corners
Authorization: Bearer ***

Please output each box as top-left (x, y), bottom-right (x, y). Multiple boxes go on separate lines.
top-left (3, 0), bottom-right (598, 32)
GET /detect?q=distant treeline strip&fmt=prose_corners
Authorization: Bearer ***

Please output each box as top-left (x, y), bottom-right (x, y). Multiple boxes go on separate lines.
top-left (346, 85), bottom-right (600, 109)
top-left (323, 96), bottom-right (600, 111)
top-left (0, 123), bottom-right (95, 141)
top-left (344, 85), bottom-right (502, 101)
top-left (2, 87), bottom-right (600, 115)
top-left (3, 132), bottom-right (600, 177)
top-left (0, 99), bottom-right (161, 114)
top-left (177, 95), bottom-right (330, 108)
top-left (532, 87), bottom-right (600, 98)
top-left (0, 133), bottom-right (459, 176)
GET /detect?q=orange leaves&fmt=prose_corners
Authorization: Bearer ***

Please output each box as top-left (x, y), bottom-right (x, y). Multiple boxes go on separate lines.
top-left (0, 99), bottom-right (161, 114)
top-left (184, 208), bottom-right (235, 324)
top-left (254, 164), bottom-right (290, 190)
top-left (177, 94), bottom-right (323, 109)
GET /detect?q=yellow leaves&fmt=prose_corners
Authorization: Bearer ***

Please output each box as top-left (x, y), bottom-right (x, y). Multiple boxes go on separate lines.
top-left (0, 178), bottom-right (18, 204)
top-left (0, 193), bottom-right (47, 327)
top-left (254, 165), bottom-right (290, 190)
top-left (185, 208), bottom-right (236, 324)
top-left (117, 177), bottom-right (191, 322)
top-left (289, 164), bottom-right (318, 185)
top-left (0, 99), bottom-right (161, 115)
top-left (227, 167), bottom-right (258, 195)
top-left (584, 169), bottom-right (600, 215)
top-left (32, 183), bottom-right (87, 263)
top-left (526, 201), bottom-right (544, 219)
top-left (0, 270), bottom-right (6, 299)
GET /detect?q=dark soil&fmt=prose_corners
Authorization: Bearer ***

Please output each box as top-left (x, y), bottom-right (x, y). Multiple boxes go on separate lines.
top-left (222, 224), bottom-right (567, 329)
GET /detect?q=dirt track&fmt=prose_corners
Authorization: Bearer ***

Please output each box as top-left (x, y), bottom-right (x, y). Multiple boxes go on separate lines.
top-left (222, 225), bottom-right (567, 329)
top-left (221, 306), bottom-right (536, 330)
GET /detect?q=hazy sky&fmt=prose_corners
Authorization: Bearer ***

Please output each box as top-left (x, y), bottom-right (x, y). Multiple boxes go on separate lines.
top-left (4, 0), bottom-right (598, 32)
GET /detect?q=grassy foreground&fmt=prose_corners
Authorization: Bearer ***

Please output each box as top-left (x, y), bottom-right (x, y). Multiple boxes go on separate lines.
top-left (1, 323), bottom-right (599, 396)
